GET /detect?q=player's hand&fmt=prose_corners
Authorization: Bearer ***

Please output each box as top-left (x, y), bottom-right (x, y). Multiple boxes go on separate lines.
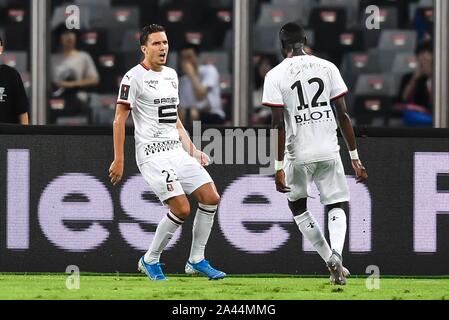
top-left (275, 170), bottom-right (291, 193)
top-left (192, 149), bottom-right (211, 167)
top-left (351, 159), bottom-right (368, 183)
top-left (109, 160), bottom-right (124, 186)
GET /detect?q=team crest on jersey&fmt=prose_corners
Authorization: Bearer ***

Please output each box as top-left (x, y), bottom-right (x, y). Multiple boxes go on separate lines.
top-left (144, 80), bottom-right (158, 90)
top-left (167, 184), bottom-right (174, 192)
top-left (171, 81), bottom-right (177, 89)
top-left (120, 85), bottom-right (130, 100)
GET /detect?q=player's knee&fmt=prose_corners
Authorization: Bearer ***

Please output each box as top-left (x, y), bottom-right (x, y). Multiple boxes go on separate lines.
top-left (207, 193), bottom-right (220, 206)
top-left (327, 202), bottom-right (346, 211)
top-left (198, 192), bottom-right (220, 206)
top-left (173, 203), bottom-right (191, 219)
top-left (288, 198), bottom-right (307, 216)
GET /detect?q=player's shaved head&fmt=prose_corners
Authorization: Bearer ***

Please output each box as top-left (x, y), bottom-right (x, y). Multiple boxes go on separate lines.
top-left (279, 22), bottom-right (306, 57)
top-left (140, 24), bottom-right (166, 46)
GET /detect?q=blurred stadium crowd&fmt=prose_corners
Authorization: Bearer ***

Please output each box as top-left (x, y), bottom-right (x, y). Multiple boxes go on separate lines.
top-left (0, 0), bottom-right (435, 126)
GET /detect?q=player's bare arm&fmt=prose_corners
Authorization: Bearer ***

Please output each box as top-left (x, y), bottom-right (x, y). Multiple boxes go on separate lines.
top-left (333, 96), bottom-right (368, 183)
top-left (19, 112), bottom-right (29, 125)
top-left (109, 103), bottom-right (130, 186)
top-left (176, 118), bottom-right (210, 166)
top-left (271, 108), bottom-right (291, 193)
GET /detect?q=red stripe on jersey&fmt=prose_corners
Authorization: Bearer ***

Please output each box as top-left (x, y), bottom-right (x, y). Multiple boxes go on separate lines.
top-left (330, 91), bottom-right (348, 101)
top-left (263, 102), bottom-right (285, 108)
top-left (140, 61), bottom-right (150, 71)
top-left (117, 101), bottom-right (132, 109)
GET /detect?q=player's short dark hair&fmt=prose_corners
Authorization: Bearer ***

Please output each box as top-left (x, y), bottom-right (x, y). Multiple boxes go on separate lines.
top-left (415, 40), bottom-right (433, 55)
top-left (279, 22), bottom-right (306, 50)
top-left (179, 43), bottom-right (201, 56)
top-left (140, 24), bottom-right (166, 46)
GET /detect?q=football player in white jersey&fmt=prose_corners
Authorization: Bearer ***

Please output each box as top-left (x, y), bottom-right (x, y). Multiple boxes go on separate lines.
top-left (109, 24), bottom-right (225, 281)
top-left (263, 23), bottom-right (368, 285)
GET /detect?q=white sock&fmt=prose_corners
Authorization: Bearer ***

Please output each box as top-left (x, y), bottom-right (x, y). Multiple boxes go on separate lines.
top-left (189, 203), bottom-right (218, 264)
top-left (144, 211), bottom-right (184, 264)
top-left (294, 211), bottom-right (332, 263)
top-left (328, 208), bottom-right (347, 257)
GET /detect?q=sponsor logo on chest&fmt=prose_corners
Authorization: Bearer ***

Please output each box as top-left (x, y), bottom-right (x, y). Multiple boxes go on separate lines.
top-left (144, 80), bottom-right (159, 90)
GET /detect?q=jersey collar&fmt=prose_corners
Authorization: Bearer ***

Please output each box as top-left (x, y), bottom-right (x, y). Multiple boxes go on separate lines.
top-left (140, 61), bottom-right (151, 71)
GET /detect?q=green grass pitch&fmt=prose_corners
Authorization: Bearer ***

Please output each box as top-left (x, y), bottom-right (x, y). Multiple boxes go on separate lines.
top-left (1, 273), bottom-right (449, 300)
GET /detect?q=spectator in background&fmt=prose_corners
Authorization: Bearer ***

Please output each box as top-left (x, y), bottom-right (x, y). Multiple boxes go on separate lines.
top-left (178, 44), bottom-right (225, 125)
top-left (50, 26), bottom-right (99, 123)
top-left (398, 40), bottom-right (433, 126)
top-left (252, 54), bottom-right (278, 125)
top-left (0, 36), bottom-right (29, 124)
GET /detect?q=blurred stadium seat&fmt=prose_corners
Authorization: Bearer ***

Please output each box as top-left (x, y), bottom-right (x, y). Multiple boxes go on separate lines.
top-left (355, 74), bottom-right (397, 97)
top-left (271, 0), bottom-right (318, 23)
top-left (0, 51), bottom-right (27, 73)
top-left (78, 28), bottom-right (109, 56)
top-left (51, 5), bottom-right (92, 30)
top-left (392, 52), bottom-right (418, 76)
top-left (75, 0), bottom-right (111, 6)
top-left (319, 0), bottom-right (360, 28)
top-left (354, 73), bottom-right (397, 125)
top-left (96, 53), bottom-right (124, 93)
top-left (257, 3), bottom-right (305, 27)
top-left (308, 6), bottom-right (348, 64)
top-left (118, 29), bottom-right (141, 52)
top-left (378, 30), bottom-right (417, 52)
top-left (253, 25), bottom-right (279, 55)
top-left (200, 51), bottom-right (230, 74)
top-left (89, 93), bottom-right (116, 124)
top-left (361, 6), bottom-right (399, 49)
top-left (2, 5), bottom-right (30, 50)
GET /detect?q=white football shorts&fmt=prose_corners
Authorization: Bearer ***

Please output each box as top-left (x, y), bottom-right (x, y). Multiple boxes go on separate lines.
top-left (138, 149), bottom-right (213, 203)
top-left (285, 156), bottom-right (350, 205)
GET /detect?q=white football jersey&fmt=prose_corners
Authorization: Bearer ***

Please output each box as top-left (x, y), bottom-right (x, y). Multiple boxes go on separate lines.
top-left (262, 55), bottom-right (348, 164)
top-left (117, 63), bottom-right (181, 165)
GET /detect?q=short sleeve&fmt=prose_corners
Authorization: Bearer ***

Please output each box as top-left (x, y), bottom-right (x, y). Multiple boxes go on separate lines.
top-left (329, 64), bottom-right (348, 101)
top-left (262, 73), bottom-right (284, 108)
top-left (13, 69), bottom-right (29, 115)
top-left (83, 52), bottom-right (99, 80)
top-left (117, 73), bottom-right (137, 109)
top-left (202, 65), bottom-right (219, 89)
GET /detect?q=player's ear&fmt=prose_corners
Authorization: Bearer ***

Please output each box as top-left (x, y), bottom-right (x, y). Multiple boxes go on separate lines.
top-left (279, 41), bottom-right (287, 58)
top-left (141, 45), bottom-right (147, 55)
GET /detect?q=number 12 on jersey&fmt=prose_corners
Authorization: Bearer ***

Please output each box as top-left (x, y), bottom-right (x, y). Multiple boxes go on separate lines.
top-left (291, 78), bottom-right (328, 111)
